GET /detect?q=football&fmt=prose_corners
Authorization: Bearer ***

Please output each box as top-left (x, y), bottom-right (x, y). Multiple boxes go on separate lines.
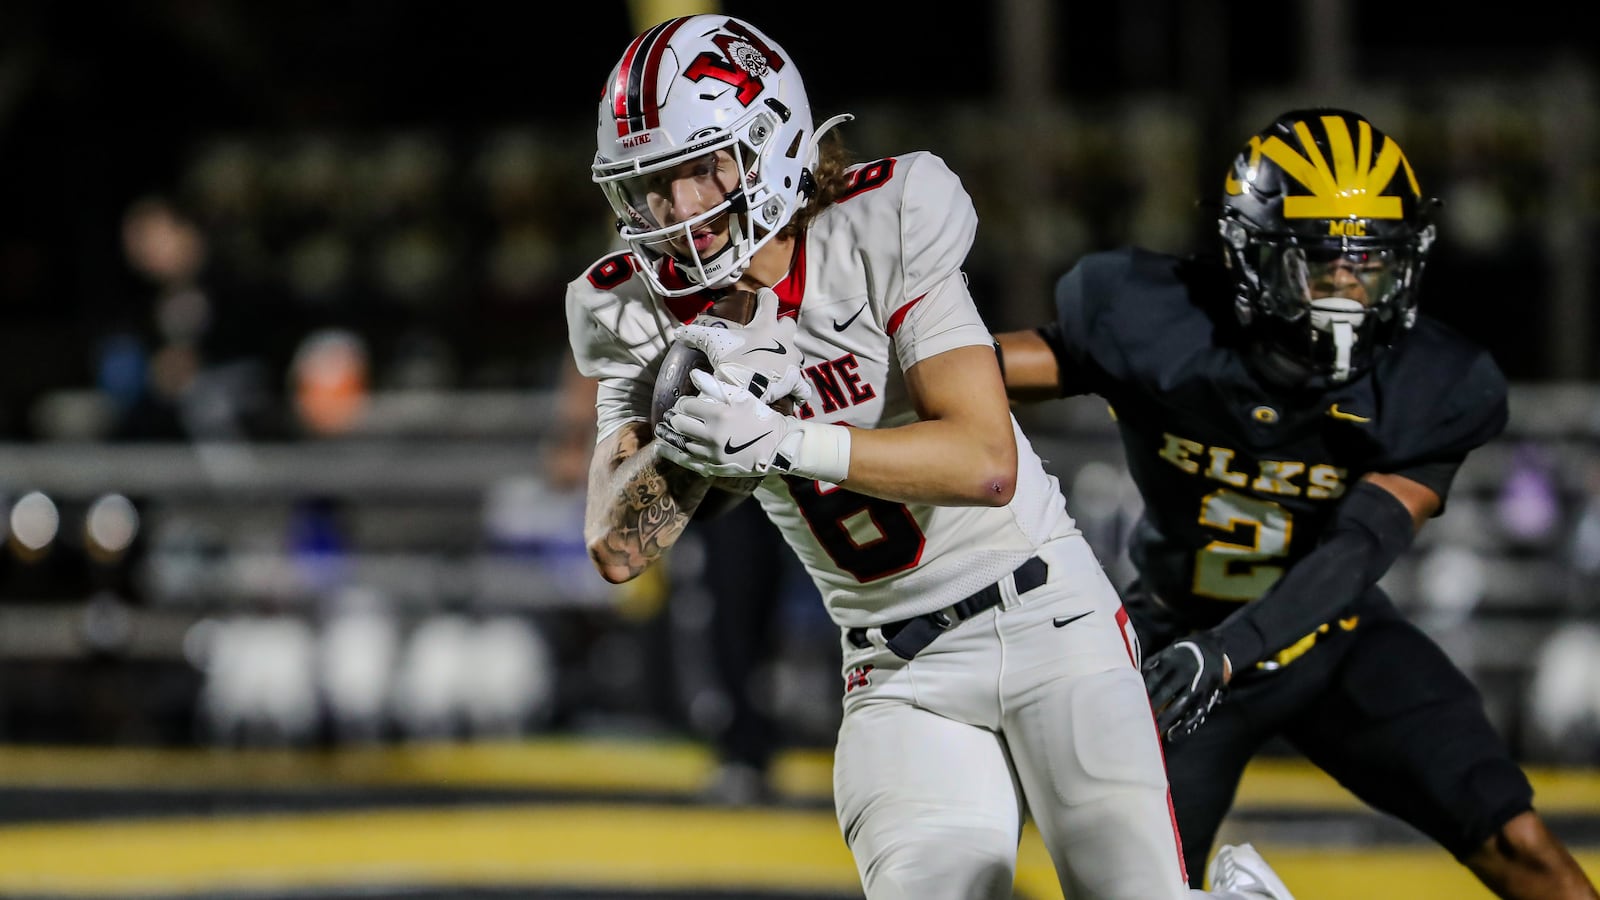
top-left (650, 290), bottom-right (794, 519)
top-left (650, 289), bottom-right (755, 426)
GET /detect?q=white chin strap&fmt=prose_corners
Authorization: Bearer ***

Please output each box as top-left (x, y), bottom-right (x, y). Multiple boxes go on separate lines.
top-left (693, 242), bottom-right (746, 290)
top-left (673, 207), bottom-right (750, 292)
top-left (1309, 298), bottom-right (1366, 383)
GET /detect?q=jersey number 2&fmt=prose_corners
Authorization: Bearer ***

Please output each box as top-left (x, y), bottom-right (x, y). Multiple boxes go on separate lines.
top-left (1192, 488), bottom-right (1292, 600)
top-left (786, 477), bottom-right (925, 582)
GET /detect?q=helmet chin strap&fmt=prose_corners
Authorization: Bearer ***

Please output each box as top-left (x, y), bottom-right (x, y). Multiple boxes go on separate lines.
top-left (676, 200), bottom-right (752, 290)
top-left (1308, 298), bottom-right (1365, 383)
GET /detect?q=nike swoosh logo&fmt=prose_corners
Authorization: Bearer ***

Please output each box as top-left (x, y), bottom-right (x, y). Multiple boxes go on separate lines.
top-left (750, 340), bottom-right (788, 356)
top-left (832, 302), bottom-right (868, 332)
top-left (1327, 404), bottom-right (1371, 423)
top-left (723, 431), bottom-right (774, 454)
top-left (1052, 611), bottom-right (1092, 629)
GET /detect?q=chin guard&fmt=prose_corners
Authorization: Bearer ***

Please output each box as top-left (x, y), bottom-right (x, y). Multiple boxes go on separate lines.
top-left (1309, 298), bottom-right (1365, 383)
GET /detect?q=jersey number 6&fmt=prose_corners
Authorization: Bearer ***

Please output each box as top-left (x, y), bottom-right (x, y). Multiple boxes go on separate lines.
top-left (786, 477), bottom-right (925, 582)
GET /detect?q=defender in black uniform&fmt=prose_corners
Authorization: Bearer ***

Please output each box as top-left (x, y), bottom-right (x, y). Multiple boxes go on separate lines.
top-left (998, 109), bottom-right (1598, 898)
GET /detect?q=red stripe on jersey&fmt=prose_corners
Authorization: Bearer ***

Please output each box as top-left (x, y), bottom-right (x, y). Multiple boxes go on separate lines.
top-left (885, 294), bottom-right (924, 337)
top-left (770, 236), bottom-right (806, 319)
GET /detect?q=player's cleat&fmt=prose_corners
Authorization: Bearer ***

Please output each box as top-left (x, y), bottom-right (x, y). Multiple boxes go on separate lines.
top-left (1208, 843), bottom-right (1295, 900)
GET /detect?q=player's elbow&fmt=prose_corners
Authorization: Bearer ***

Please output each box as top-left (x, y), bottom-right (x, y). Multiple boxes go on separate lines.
top-left (587, 539), bottom-right (643, 585)
top-left (969, 446), bottom-right (1018, 506)
top-left (975, 471), bottom-right (1016, 506)
top-left (594, 562), bottom-right (637, 585)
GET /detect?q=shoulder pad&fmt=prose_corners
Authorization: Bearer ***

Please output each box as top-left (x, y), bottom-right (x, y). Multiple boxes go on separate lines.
top-left (829, 152), bottom-right (978, 305)
top-left (1053, 248), bottom-right (1206, 388)
top-left (1376, 320), bottom-right (1508, 460)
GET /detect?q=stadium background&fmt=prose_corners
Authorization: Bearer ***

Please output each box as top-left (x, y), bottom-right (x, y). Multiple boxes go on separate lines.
top-left (0, 0), bottom-right (1596, 896)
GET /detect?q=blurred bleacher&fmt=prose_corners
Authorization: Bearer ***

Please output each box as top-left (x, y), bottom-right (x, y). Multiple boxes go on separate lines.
top-left (0, 377), bottom-right (1598, 769)
top-left (0, 0), bottom-right (1594, 786)
top-left (4, 73), bottom-right (1599, 762)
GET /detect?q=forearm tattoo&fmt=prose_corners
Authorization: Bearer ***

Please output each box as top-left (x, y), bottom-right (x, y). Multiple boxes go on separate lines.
top-left (586, 428), bottom-right (710, 579)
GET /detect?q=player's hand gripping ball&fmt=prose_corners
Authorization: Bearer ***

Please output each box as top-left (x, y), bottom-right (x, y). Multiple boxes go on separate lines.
top-left (650, 289), bottom-right (809, 517)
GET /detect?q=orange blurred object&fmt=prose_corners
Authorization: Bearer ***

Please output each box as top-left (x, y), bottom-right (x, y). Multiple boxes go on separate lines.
top-left (291, 329), bottom-right (370, 436)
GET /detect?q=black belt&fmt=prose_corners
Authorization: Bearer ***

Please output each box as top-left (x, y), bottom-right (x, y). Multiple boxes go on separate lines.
top-left (847, 556), bottom-right (1049, 661)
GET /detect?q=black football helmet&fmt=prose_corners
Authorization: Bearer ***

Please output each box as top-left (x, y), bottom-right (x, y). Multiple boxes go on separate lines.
top-left (1219, 108), bottom-right (1437, 385)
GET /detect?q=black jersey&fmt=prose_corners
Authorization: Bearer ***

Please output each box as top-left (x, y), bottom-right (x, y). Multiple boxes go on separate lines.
top-left (1040, 247), bottom-right (1508, 630)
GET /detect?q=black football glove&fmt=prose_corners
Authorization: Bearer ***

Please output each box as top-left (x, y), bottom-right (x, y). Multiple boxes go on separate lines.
top-left (1141, 630), bottom-right (1230, 742)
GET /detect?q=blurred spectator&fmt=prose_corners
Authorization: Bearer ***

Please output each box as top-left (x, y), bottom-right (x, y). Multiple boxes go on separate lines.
top-left (1496, 442), bottom-right (1563, 548)
top-left (682, 500), bottom-right (793, 806)
top-left (547, 352), bottom-right (598, 490)
top-left (106, 195), bottom-right (295, 441)
top-left (288, 328), bottom-right (370, 437)
top-left (483, 353), bottom-right (605, 598)
top-left (1567, 461), bottom-right (1600, 594)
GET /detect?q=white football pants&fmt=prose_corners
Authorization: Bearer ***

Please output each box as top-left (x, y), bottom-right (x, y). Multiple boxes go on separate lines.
top-left (832, 535), bottom-right (1199, 900)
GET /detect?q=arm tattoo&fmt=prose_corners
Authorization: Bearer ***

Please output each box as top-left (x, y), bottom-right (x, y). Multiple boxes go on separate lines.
top-left (585, 424), bottom-right (710, 580)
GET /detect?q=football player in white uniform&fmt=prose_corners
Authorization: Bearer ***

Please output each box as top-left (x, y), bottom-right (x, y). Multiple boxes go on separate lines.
top-left (566, 14), bottom-right (1294, 900)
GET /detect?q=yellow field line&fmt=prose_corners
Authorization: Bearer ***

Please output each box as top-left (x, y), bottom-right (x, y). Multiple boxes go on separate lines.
top-left (0, 741), bottom-right (1594, 814)
top-left (0, 804), bottom-right (1066, 898)
top-left (0, 802), bottom-right (1593, 899)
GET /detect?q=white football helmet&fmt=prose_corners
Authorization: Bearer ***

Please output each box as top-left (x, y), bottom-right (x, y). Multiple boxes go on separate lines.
top-left (592, 15), bottom-right (837, 297)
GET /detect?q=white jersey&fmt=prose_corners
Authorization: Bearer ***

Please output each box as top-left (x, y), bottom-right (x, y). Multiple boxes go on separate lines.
top-left (566, 151), bottom-right (1080, 627)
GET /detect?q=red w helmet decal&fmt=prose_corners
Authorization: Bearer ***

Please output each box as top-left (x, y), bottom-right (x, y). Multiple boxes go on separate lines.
top-left (682, 19), bottom-right (784, 108)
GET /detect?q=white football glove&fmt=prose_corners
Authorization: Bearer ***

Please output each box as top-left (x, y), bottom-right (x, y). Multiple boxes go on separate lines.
top-left (656, 370), bottom-right (849, 482)
top-left (673, 288), bottom-right (811, 407)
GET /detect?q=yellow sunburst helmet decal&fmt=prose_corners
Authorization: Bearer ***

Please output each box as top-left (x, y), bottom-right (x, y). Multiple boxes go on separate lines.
top-left (1225, 114), bottom-right (1422, 222)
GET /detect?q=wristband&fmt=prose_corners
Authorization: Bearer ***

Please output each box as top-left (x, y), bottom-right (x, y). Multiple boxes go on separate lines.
top-left (775, 420), bottom-right (851, 483)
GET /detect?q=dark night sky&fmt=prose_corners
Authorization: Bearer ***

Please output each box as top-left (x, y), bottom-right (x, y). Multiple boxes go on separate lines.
top-left (0, 2), bottom-right (1591, 432)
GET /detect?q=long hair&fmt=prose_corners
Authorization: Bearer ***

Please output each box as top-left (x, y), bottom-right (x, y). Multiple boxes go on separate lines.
top-left (782, 131), bottom-right (855, 237)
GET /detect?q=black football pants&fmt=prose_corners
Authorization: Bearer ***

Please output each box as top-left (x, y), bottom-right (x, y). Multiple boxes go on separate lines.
top-left (1127, 585), bottom-right (1535, 886)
